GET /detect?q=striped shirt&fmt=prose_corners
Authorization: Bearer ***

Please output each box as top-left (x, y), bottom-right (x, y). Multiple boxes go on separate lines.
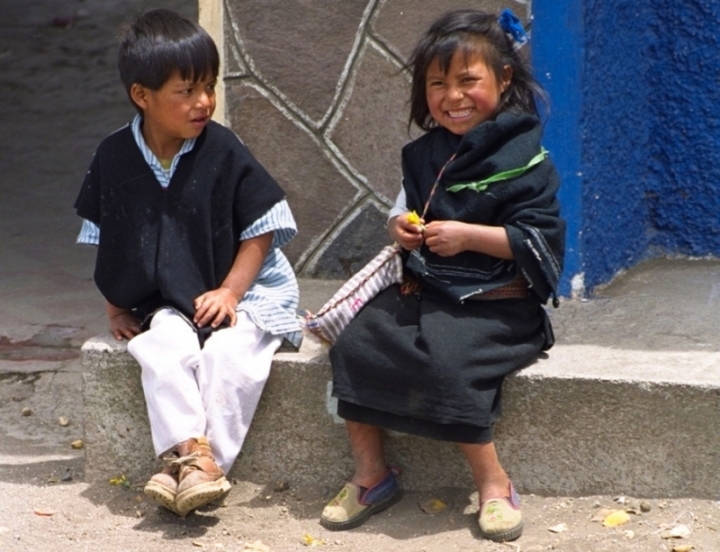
top-left (78, 115), bottom-right (301, 347)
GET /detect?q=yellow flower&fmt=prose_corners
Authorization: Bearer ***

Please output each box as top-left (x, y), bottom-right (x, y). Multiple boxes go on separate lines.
top-left (407, 210), bottom-right (425, 229)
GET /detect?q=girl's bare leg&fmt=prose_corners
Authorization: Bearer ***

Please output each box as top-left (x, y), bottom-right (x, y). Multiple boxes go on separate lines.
top-left (345, 420), bottom-right (389, 487)
top-left (458, 441), bottom-right (512, 501)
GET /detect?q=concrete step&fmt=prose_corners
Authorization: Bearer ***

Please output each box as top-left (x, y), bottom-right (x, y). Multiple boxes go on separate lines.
top-left (81, 259), bottom-right (720, 498)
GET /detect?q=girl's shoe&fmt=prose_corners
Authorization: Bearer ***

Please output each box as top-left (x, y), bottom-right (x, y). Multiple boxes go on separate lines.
top-left (478, 482), bottom-right (523, 542)
top-left (320, 467), bottom-right (401, 531)
top-left (174, 437), bottom-right (232, 517)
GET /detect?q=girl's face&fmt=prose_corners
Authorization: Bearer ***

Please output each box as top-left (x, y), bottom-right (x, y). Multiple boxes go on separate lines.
top-left (425, 50), bottom-right (511, 136)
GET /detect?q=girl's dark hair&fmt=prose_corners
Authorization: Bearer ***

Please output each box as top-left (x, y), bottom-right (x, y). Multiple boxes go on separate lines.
top-left (118, 9), bottom-right (219, 100)
top-left (406, 9), bottom-right (548, 131)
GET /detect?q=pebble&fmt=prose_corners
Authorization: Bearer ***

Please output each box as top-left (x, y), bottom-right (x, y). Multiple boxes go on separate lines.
top-left (58, 416), bottom-right (70, 426)
top-left (21, 407), bottom-right (32, 416)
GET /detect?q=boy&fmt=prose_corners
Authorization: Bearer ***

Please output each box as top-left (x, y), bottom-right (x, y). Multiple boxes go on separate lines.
top-left (75, 9), bottom-right (301, 517)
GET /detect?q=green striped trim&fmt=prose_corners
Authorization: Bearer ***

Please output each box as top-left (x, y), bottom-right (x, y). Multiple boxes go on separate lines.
top-left (446, 148), bottom-right (548, 193)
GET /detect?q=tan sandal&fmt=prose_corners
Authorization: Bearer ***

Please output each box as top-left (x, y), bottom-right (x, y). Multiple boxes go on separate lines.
top-left (478, 482), bottom-right (523, 542)
top-left (320, 468), bottom-right (401, 531)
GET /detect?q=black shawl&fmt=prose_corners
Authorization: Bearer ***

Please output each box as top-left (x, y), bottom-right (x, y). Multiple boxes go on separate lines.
top-left (401, 111), bottom-right (565, 304)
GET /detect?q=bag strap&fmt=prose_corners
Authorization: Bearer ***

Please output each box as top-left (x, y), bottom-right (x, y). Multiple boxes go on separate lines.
top-left (420, 153), bottom-right (457, 220)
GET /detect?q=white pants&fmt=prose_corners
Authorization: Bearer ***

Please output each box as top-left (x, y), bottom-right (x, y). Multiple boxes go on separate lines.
top-left (127, 308), bottom-right (281, 474)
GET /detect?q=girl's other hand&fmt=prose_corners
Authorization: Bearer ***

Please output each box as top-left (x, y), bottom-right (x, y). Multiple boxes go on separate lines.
top-left (193, 287), bottom-right (239, 328)
top-left (423, 220), bottom-right (469, 257)
top-left (390, 213), bottom-right (425, 251)
top-left (109, 312), bottom-right (141, 341)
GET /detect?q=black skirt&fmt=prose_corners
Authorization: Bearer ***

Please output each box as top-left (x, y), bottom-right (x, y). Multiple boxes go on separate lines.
top-left (330, 285), bottom-right (550, 443)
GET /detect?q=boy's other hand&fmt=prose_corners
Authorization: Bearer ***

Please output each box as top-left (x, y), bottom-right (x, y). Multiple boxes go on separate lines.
top-left (109, 312), bottom-right (141, 341)
top-left (193, 287), bottom-right (239, 328)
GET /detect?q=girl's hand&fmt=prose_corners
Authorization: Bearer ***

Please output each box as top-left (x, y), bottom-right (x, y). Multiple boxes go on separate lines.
top-left (423, 220), bottom-right (470, 257)
top-left (109, 312), bottom-right (141, 341)
top-left (390, 212), bottom-right (425, 251)
top-left (193, 287), bottom-right (239, 328)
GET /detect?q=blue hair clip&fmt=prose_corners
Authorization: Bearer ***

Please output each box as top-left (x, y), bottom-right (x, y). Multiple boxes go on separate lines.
top-left (498, 9), bottom-right (529, 50)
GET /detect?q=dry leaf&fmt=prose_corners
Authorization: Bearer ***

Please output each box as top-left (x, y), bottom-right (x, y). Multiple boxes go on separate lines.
top-left (672, 545), bottom-right (694, 552)
top-left (602, 509), bottom-right (630, 527)
top-left (661, 524), bottom-right (691, 539)
top-left (192, 542), bottom-right (204, 548)
top-left (108, 474), bottom-right (130, 488)
top-left (302, 534), bottom-right (326, 546)
top-left (419, 498), bottom-right (447, 514)
top-left (548, 522), bottom-right (569, 533)
top-left (33, 508), bottom-right (56, 516)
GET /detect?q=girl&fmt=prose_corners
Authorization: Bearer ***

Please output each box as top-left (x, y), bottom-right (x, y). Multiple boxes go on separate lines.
top-left (320, 9), bottom-right (565, 542)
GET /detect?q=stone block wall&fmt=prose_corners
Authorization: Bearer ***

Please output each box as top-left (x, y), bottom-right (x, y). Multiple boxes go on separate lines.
top-left (215, 0), bottom-right (527, 279)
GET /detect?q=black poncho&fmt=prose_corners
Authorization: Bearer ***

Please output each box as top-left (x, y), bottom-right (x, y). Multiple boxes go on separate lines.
top-left (74, 121), bottom-right (285, 323)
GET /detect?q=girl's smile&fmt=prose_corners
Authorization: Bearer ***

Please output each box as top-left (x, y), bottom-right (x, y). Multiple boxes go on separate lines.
top-left (425, 50), bottom-right (511, 136)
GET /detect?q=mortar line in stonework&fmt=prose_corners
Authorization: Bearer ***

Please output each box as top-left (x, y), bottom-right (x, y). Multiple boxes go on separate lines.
top-left (221, 0), bottom-right (320, 132)
top-left (292, 188), bottom-right (371, 274)
top-left (221, 1), bottom-right (379, 194)
top-left (323, 35), bottom-right (408, 141)
top-left (295, 193), bottom-right (391, 276)
top-left (316, 0), bottom-right (383, 132)
top-left (366, 30), bottom-right (407, 71)
top-left (239, 78), bottom-right (364, 178)
top-left (221, 0), bottom-right (393, 273)
top-left (221, 0), bottom-right (379, 135)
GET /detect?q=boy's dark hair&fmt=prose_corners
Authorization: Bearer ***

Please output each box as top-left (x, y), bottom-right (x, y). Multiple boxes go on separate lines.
top-left (406, 9), bottom-right (548, 131)
top-left (118, 9), bottom-right (219, 106)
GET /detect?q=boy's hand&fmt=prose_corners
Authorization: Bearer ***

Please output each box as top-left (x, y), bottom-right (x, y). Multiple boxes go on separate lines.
top-left (193, 287), bottom-right (239, 328)
top-left (109, 312), bottom-right (141, 341)
top-left (390, 212), bottom-right (425, 251)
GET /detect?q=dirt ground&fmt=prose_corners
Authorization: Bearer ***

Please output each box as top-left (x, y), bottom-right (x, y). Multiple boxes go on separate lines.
top-left (1, 1), bottom-right (719, 551)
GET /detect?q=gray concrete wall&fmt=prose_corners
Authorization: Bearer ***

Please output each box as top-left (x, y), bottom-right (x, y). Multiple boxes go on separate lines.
top-left (82, 261), bottom-right (720, 498)
top-left (210, 0), bottom-right (528, 279)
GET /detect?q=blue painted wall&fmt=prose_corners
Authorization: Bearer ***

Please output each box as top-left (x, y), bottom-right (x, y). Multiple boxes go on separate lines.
top-left (533, 0), bottom-right (720, 295)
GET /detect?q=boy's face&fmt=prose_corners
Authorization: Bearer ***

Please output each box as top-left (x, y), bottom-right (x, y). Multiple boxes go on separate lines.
top-left (131, 71), bottom-right (217, 154)
top-left (425, 50), bottom-right (511, 136)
